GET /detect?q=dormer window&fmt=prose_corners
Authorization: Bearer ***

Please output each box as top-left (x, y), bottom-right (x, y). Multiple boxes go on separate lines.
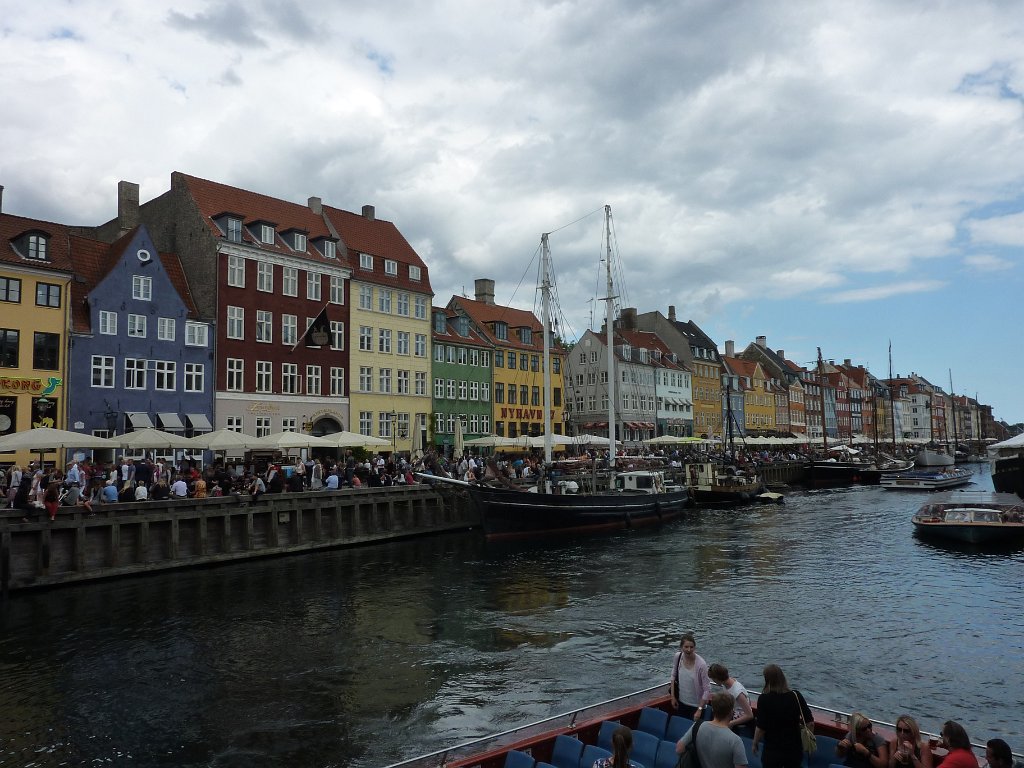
top-left (260, 224), bottom-right (275, 244)
top-left (669, 353), bottom-right (677, 363)
top-left (433, 311), bottom-right (447, 334)
top-left (456, 317), bottom-right (469, 337)
top-left (227, 218), bottom-right (242, 242)
top-left (27, 234), bottom-right (48, 260)
top-left (323, 240), bottom-right (336, 258)
top-left (622, 344), bottom-right (632, 361)
top-left (519, 327), bottom-right (532, 344)
top-left (639, 349), bottom-right (649, 364)
top-left (653, 349), bottom-right (662, 361)
top-left (494, 321), bottom-right (508, 341)
top-left (384, 259), bottom-right (398, 276)
top-left (360, 253), bottom-right (373, 270)
top-left (409, 265), bottom-right (421, 281)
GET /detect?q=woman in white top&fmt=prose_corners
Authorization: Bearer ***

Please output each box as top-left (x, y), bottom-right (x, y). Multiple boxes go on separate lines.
top-left (708, 662), bottom-right (754, 735)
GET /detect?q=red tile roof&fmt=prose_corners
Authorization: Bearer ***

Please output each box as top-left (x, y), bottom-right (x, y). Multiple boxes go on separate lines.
top-left (449, 296), bottom-right (562, 354)
top-left (0, 212), bottom-right (75, 272)
top-left (615, 328), bottom-right (685, 369)
top-left (431, 307), bottom-right (491, 347)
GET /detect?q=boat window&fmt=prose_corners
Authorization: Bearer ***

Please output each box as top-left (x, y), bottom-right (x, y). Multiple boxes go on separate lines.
top-left (635, 476), bottom-right (653, 489)
top-left (974, 511), bottom-right (999, 523)
top-left (614, 477), bottom-right (625, 490)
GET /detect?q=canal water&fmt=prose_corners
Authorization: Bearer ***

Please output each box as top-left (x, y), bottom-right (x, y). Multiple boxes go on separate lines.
top-left (2, 464), bottom-right (1022, 767)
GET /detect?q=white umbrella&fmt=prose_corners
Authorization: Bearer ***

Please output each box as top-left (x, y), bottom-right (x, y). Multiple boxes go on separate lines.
top-left (184, 428), bottom-right (260, 451)
top-left (454, 418), bottom-right (465, 456)
top-left (252, 431), bottom-right (335, 451)
top-left (119, 427), bottom-right (195, 450)
top-left (568, 433), bottom-right (622, 447)
top-left (0, 426), bottom-right (119, 452)
top-left (463, 434), bottom-right (521, 448)
top-left (320, 430), bottom-right (391, 448)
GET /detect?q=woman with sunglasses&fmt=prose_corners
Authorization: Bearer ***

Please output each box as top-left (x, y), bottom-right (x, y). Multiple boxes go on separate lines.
top-left (888, 715), bottom-right (933, 768)
top-left (838, 712), bottom-right (889, 768)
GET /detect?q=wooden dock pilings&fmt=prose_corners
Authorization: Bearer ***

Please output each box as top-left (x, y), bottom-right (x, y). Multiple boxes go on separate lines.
top-left (0, 485), bottom-right (479, 593)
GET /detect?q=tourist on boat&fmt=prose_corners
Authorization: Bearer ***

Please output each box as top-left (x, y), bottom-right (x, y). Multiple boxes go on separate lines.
top-left (937, 722), bottom-right (979, 768)
top-left (751, 664), bottom-right (814, 768)
top-left (887, 715), bottom-right (933, 768)
top-left (708, 663), bottom-right (754, 735)
top-left (676, 692), bottom-right (748, 768)
top-left (838, 713), bottom-right (889, 768)
top-left (985, 739), bottom-right (1014, 768)
top-left (669, 632), bottom-right (712, 720)
top-left (593, 724), bottom-right (641, 768)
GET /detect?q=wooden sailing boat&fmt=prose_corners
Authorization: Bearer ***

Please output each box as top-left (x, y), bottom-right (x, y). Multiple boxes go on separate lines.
top-left (433, 206), bottom-right (692, 540)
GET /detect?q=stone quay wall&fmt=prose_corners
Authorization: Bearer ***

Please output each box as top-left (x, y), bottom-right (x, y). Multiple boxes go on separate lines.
top-left (1, 485), bottom-right (478, 594)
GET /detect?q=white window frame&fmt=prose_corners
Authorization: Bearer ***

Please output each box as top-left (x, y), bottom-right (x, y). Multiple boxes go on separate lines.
top-left (91, 355), bottom-right (114, 388)
top-left (414, 334), bottom-right (426, 357)
top-left (260, 224), bottom-right (275, 244)
top-left (330, 321), bottom-right (344, 350)
top-left (379, 328), bottom-right (392, 354)
top-left (185, 321), bottom-right (208, 347)
top-left (415, 371), bottom-right (426, 396)
top-left (397, 369), bottom-right (409, 394)
top-left (132, 275), bottom-right (152, 301)
top-left (330, 366), bottom-right (345, 396)
top-left (124, 358), bottom-right (146, 389)
top-left (282, 266), bottom-right (298, 296)
top-left (157, 317), bottom-right (175, 342)
top-left (226, 306), bottom-right (244, 340)
top-left (256, 361), bottom-right (272, 393)
top-left (378, 289), bottom-right (392, 314)
top-left (360, 253), bottom-right (373, 270)
top-left (281, 362), bottom-right (299, 394)
top-left (330, 275), bottom-right (345, 304)
top-left (306, 365), bottom-right (322, 395)
top-left (414, 296), bottom-right (427, 319)
top-left (226, 358), bottom-right (244, 391)
top-left (99, 310), bottom-right (117, 335)
top-left (359, 326), bottom-right (373, 351)
top-left (397, 331), bottom-right (410, 355)
top-left (227, 254), bottom-right (245, 286)
top-left (409, 265), bottom-right (421, 281)
top-left (359, 285), bottom-right (372, 309)
top-left (154, 360), bottom-right (176, 391)
top-left (127, 313), bottom-right (147, 338)
top-left (359, 366), bottom-right (372, 392)
top-left (184, 362), bottom-right (204, 393)
top-left (257, 262), bottom-right (274, 292)
top-left (256, 310), bottom-right (272, 343)
top-left (379, 367), bottom-right (392, 393)
top-left (307, 271), bottom-right (321, 300)
top-left (281, 314), bottom-right (297, 346)
top-left (384, 259), bottom-right (398, 275)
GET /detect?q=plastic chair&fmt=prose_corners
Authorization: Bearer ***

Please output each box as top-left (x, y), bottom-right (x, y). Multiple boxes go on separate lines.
top-left (505, 750), bottom-right (537, 768)
top-left (636, 707), bottom-right (670, 740)
top-left (655, 739), bottom-right (679, 768)
top-left (551, 734), bottom-right (584, 768)
top-left (632, 730), bottom-right (660, 768)
top-left (597, 721), bottom-right (620, 752)
top-left (665, 716), bottom-right (691, 743)
top-left (580, 744), bottom-right (612, 768)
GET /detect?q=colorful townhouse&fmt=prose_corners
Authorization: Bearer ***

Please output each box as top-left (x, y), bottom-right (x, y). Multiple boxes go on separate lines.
top-left (326, 203), bottom-right (433, 453)
top-left (450, 279), bottom-right (565, 439)
top-left (738, 335), bottom-right (799, 437)
top-left (666, 309), bottom-right (722, 441)
top-left (721, 347), bottom-right (775, 436)
top-left (68, 225), bottom-right (213, 453)
top-left (430, 307), bottom-right (492, 451)
top-left (0, 203), bottom-right (74, 466)
top-left (95, 176), bottom-right (353, 440)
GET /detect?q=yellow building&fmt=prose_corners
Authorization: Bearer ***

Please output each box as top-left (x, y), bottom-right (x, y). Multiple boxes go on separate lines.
top-left (724, 356), bottom-right (775, 434)
top-left (327, 204), bottom-right (433, 453)
top-left (0, 209), bottom-right (74, 466)
top-left (450, 279), bottom-right (566, 438)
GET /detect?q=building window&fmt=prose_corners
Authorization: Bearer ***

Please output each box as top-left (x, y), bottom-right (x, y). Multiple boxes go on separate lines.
top-left (481, 383), bottom-right (490, 402)
top-left (0, 277), bottom-right (21, 303)
top-left (414, 334), bottom-right (426, 357)
top-left (378, 290), bottom-right (392, 314)
top-left (396, 370), bottom-right (409, 394)
top-left (379, 412), bottom-right (392, 438)
top-left (360, 253), bottom-right (373, 270)
top-left (184, 363), bottom-right (204, 392)
top-left (447, 379), bottom-right (456, 399)
top-left (154, 360), bottom-right (176, 391)
top-left (257, 262), bottom-right (274, 292)
top-left (384, 259), bottom-right (398, 275)
top-left (521, 328), bottom-right (533, 344)
top-left (226, 306), bottom-right (244, 339)
top-left (27, 234), bottom-right (48, 260)
top-left (531, 355), bottom-right (539, 372)
top-left (414, 296), bottom-right (427, 320)
top-left (227, 255), bottom-right (245, 286)
top-left (470, 381), bottom-right (479, 400)
top-left (415, 371), bottom-right (426, 395)
top-left (255, 417), bottom-right (271, 438)
top-left (293, 233), bottom-right (307, 252)
top-left (458, 380), bottom-right (468, 400)
top-left (507, 351), bottom-right (516, 369)
top-left (35, 282), bottom-right (60, 308)
top-left (359, 326), bottom-right (373, 351)
top-left (396, 330), bottom-right (409, 355)
top-left (458, 347), bottom-right (468, 365)
top-left (124, 358), bottom-right (146, 389)
top-left (379, 368), bottom-right (392, 393)
top-left (435, 412), bottom-right (445, 433)
top-left (409, 265), bottom-right (421, 281)
top-left (260, 224), bottom-right (275, 244)
top-left (330, 367), bottom-right (345, 396)
top-left (127, 313), bottom-right (147, 338)
top-left (256, 361), bottom-right (272, 393)
top-left (494, 322), bottom-right (508, 341)
top-left (520, 353), bottom-right (529, 370)
top-left (359, 411), bottom-right (372, 436)
top-left (359, 366), bottom-right (372, 392)
top-left (91, 355), bottom-right (115, 387)
top-left (281, 266), bottom-right (298, 296)
top-left (330, 275), bottom-right (345, 304)
top-left (281, 363), bottom-right (299, 394)
top-left (281, 314), bottom-right (297, 346)
top-left (520, 385), bottom-right (529, 405)
top-left (435, 377), bottom-right (445, 398)
top-left (434, 344), bottom-right (445, 363)
top-left (256, 310), bottom-right (272, 343)
top-left (359, 285), bottom-right (373, 309)
top-left (306, 365), bottom-right (321, 395)
top-left (282, 417), bottom-right (298, 433)
top-left (227, 218), bottom-right (242, 243)
top-left (330, 321), bottom-right (344, 350)
top-left (99, 311), bottom-right (117, 335)
top-left (132, 275), bottom-right (152, 301)
top-left (157, 317), bottom-right (175, 341)
top-left (532, 386), bottom-right (541, 406)
top-left (224, 416), bottom-right (243, 433)
top-left (226, 358), bottom-right (244, 391)
top-left (322, 240), bottom-right (336, 259)
top-left (494, 383), bottom-right (504, 403)
top-left (185, 321), bottom-right (208, 347)
top-left (307, 271), bottom-right (321, 300)
top-left (378, 328), bottom-right (392, 353)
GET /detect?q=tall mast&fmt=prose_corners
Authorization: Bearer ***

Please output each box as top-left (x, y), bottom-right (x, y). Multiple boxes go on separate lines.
top-left (949, 369), bottom-right (959, 458)
top-left (601, 205), bottom-right (617, 469)
top-left (888, 341), bottom-right (897, 452)
top-left (817, 347), bottom-right (828, 454)
top-left (540, 233), bottom-right (553, 464)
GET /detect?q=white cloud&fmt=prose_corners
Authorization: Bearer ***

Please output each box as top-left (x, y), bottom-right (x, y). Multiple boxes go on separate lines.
top-left (964, 254), bottom-right (1014, 272)
top-left (968, 212), bottom-right (1024, 246)
top-left (823, 280), bottom-right (946, 303)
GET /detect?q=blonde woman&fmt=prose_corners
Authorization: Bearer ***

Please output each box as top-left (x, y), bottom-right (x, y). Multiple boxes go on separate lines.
top-left (837, 713), bottom-right (889, 768)
top-left (888, 715), bottom-right (933, 768)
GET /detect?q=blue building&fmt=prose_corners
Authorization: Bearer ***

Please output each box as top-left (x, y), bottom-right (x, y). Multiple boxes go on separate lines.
top-left (68, 225), bottom-right (213, 447)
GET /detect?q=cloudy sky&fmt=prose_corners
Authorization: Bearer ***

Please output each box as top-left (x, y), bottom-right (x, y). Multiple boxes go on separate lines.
top-left (3, 1), bottom-right (1023, 424)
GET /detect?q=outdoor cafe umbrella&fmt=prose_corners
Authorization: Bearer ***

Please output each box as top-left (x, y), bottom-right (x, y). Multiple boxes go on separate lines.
top-left (463, 434), bottom-right (522, 448)
top-left (118, 427), bottom-right (195, 450)
top-left (0, 426), bottom-right (119, 453)
top-left (183, 428), bottom-right (260, 452)
top-left (319, 430), bottom-right (391, 449)
top-left (251, 431), bottom-right (335, 452)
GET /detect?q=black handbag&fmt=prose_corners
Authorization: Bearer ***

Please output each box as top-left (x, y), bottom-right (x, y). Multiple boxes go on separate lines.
top-left (677, 721), bottom-right (702, 768)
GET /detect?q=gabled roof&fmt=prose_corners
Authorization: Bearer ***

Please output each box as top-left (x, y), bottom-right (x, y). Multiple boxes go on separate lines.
top-left (323, 204), bottom-right (432, 295)
top-left (173, 172), bottom-right (342, 267)
top-left (69, 227), bottom-right (199, 333)
top-left (722, 356), bottom-right (762, 380)
top-left (431, 306), bottom-right (491, 348)
top-left (449, 296), bottom-right (562, 354)
top-left (615, 328), bottom-right (685, 370)
top-left (0, 212), bottom-right (75, 272)
top-left (672, 319), bottom-right (718, 352)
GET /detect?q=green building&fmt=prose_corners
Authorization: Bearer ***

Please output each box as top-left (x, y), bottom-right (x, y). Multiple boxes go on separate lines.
top-left (431, 307), bottom-right (493, 452)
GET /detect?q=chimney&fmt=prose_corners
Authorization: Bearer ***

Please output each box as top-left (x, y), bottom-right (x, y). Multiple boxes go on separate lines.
top-left (776, 349), bottom-right (785, 359)
top-left (725, 340), bottom-right (735, 357)
top-left (621, 307), bottom-right (637, 330)
top-left (756, 335), bottom-right (767, 348)
top-left (308, 196), bottom-right (322, 215)
top-left (474, 278), bottom-right (495, 305)
top-left (117, 180), bottom-right (140, 231)
top-left (361, 204), bottom-right (375, 221)
top-left (0, 185), bottom-right (4, 214)
top-left (844, 358), bottom-right (852, 366)
top-left (668, 305), bottom-right (676, 321)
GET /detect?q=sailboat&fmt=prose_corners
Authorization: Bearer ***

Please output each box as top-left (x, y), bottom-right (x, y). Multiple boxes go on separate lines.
top-left (429, 206), bottom-right (692, 541)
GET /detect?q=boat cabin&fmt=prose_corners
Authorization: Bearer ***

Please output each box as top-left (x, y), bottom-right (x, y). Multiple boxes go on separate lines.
top-left (613, 471), bottom-right (670, 494)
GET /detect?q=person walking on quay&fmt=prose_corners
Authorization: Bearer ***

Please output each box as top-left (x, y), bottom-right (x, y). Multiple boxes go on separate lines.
top-left (676, 692), bottom-right (748, 768)
top-left (670, 632), bottom-right (712, 720)
top-left (751, 664), bottom-right (813, 768)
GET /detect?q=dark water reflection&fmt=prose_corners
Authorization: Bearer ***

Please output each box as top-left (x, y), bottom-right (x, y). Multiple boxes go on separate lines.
top-left (2, 464), bottom-right (1021, 767)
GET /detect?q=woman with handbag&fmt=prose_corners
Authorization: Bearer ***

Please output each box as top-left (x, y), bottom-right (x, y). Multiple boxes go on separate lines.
top-left (669, 633), bottom-right (712, 720)
top-left (751, 664), bottom-right (814, 768)
top-left (837, 713), bottom-right (889, 768)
